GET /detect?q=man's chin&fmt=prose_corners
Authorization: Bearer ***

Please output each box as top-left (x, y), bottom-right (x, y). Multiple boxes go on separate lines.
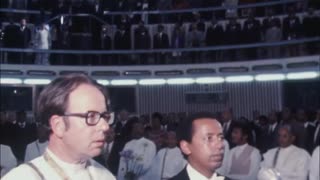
top-left (209, 161), bottom-right (223, 170)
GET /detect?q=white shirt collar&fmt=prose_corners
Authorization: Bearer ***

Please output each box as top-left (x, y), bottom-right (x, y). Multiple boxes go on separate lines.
top-left (237, 143), bottom-right (248, 151)
top-left (280, 144), bottom-right (294, 152)
top-left (270, 122), bottom-right (277, 131)
top-left (46, 148), bottom-right (87, 171)
top-left (186, 164), bottom-right (224, 180)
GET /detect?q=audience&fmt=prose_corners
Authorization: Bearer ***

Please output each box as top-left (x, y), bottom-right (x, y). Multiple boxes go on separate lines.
top-left (0, 106), bottom-right (319, 179)
top-left (1, 3), bottom-right (319, 65)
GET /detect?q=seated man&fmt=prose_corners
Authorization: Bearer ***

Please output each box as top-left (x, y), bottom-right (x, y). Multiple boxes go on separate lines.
top-left (224, 122), bottom-right (261, 180)
top-left (169, 112), bottom-right (227, 180)
top-left (0, 144), bottom-right (17, 177)
top-left (258, 125), bottom-right (310, 180)
top-left (24, 124), bottom-right (49, 162)
top-left (146, 131), bottom-right (187, 180)
top-left (309, 146), bottom-right (319, 180)
top-left (117, 120), bottom-right (156, 180)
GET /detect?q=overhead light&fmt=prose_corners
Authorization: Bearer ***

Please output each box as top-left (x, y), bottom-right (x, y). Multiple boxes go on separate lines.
top-left (196, 77), bottom-right (224, 84)
top-left (111, 79), bottom-right (137, 86)
top-left (225, 75), bottom-right (254, 82)
top-left (24, 79), bottom-right (51, 85)
top-left (0, 78), bottom-right (23, 84)
top-left (255, 74), bottom-right (285, 81)
top-left (97, 80), bottom-right (109, 85)
top-left (167, 78), bottom-right (194, 85)
top-left (139, 79), bottom-right (166, 85)
top-left (287, 72), bottom-right (319, 80)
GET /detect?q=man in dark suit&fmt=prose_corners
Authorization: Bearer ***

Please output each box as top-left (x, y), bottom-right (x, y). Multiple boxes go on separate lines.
top-left (205, 16), bottom-right (224, 61)
top-left (11, 111), bottom-right (37, 163)
top-left (94, 127), bottom-right (115, 166)
top-left (265, 110), bottom-right (280, 151)
top-left (221, 108), bottom-right (235, 148)
top-left (134, 21), bottom-right (151, 64)
top-left (296, 109), bottom-right (316, 153)
top-left (170, 112), bottom-right (228, 180)
top-left (114, 25), bottom-right (131, 65)
top-left (153, 24), bottom-right (169, 64)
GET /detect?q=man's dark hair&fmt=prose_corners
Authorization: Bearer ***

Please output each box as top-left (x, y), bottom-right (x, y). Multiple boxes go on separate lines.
top-left (35, 74), bottom-right (107, 128)
top-left (151, 112), bottom-right (163, 121)
top-left (232, 121), bottom-right (252, 141)
top-left (177, 112), bottom-right (218, 143)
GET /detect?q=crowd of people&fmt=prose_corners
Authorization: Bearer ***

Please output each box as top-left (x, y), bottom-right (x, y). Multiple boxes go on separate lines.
top-left (0, 1), bottom-right (320, 65)
top-left (0, 74), bottom-right (319, 180)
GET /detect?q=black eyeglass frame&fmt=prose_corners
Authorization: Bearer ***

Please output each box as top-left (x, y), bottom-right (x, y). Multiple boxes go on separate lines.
top-left (62, 110), bottom-right (113, 126)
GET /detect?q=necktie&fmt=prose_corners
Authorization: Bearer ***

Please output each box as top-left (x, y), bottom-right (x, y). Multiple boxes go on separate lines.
top-left (104, 143), bottom-right (110, 166)
top-left (272, 148), bottom-right (280, 168)
top-left (223, 124), bottom-right (228, 135)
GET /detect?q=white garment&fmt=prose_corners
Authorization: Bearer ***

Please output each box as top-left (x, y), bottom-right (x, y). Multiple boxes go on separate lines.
top-left (35, 27), bottom-right (51, 65)
top-left (186, 164), bottom-right (225, 180)
top-left (117, 137), bottom-right (156, 180)
top-left (145, 147), bottom-right (187, 180)
top-left (259, 145), bottom-right (310, 180)
top-left (35, 28), bottom-right (50, 49)
top-left (0, 144), bottom-right (17, 177)
top-left (224, 143), bottom-right (261, 180)
top-left (24, 140), bottom-right (48, 162)
top-left (216, 140), bottom-right (230, 176)
top-left (3, 148), bottom-right (116, 180)
top-left (309, 146), bottom-right (320, 180)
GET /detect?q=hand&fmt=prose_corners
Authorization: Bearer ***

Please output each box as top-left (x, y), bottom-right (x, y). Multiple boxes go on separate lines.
top-left (257, 168), bottom-right (281, 180)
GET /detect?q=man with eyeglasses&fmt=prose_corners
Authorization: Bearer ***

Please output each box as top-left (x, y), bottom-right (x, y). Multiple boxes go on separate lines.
top-left (3, 74), bottom-right (116, 180)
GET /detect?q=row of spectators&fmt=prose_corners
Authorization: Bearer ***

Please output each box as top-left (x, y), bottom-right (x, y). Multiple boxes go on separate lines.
top-left (1, 7), bottom-right (319, 65)
top-left (1, 107), bottom-right (319, 179)
top-left (1, 0), bottom-right (318, 24)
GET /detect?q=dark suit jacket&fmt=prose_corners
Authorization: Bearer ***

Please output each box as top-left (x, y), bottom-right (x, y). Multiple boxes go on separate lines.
top-left (153, 33), bottom-right (169, 49)
top-left (223, 121), bottom-right (235, 148)
top-left (169, 167), bottom-right (230, 180)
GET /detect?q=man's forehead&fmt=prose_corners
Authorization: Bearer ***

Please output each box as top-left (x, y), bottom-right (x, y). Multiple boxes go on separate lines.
top-left (193, 118), bottom-right (222, 133)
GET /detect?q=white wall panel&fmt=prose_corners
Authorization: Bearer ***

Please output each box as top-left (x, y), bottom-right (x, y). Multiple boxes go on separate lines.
top-left (137, 82), bottom-right (282, 119)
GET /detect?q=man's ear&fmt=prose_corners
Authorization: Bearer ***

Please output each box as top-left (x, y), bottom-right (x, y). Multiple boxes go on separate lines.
top-left (180, 140), bottom-right (191, 156)
top-left (49, 115), bottom-right (66, 138)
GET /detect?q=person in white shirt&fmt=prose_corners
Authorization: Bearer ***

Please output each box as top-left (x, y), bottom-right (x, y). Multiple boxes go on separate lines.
top-left (146, 131), bottom-right (187, 180)
top-left (117, 120), bottom-right (156, 180)
top-left (258, 125), bottom-right (310, 180)
top-left (24, 124), bottom-right (49, 162)
top-left (309, 146), bottom-right (319, 180)
top-left (0, 144), bottom-right (17, 177)
top-left (170, 112), bottom-right (226, 180)
top-left (224, 122), bottom-right (261, 180)
top-left (216, 139), bottom-right (230, 176)
top-left (34, 23), bottom-right (51, 65)
top-left (3, 74), bottom-right (116, 180)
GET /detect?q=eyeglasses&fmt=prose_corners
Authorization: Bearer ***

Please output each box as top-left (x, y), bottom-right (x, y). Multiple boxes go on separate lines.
top-left (63, 111), bottom-right (114, 126)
